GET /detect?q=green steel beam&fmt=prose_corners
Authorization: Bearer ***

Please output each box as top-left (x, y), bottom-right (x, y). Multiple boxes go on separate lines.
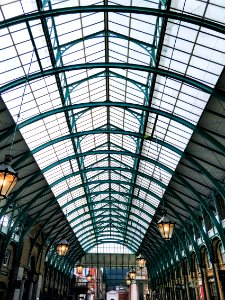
top-left (10, 128), bottom-right (224, 202)
top-left (17, 187), bottom-right (157, 248)
top-left (57, 30), bottom-right (155, 59)
top-left (165, 187), bottom-right (225, 249)
top-left (2, 103), bottom-right (225, 169)
top-left (23, 208), bottom-right (63, 242)
top-left (0, 63), bottom-right (214, 94)
top-left (66, 70), bottom-right (148, 100)
top-left (42, 0), bottom-right (97, 244)
top-left (165, 203), bottom-right (202, 266)
top-left (2, 146), bottom-right (224, 254)
top-left (122, 0), bottom-right (166, 253)
top-left (4, 185), bottom-right (158, 231)
top-left (11, 147), bottom-right (223, 217)
top-left (80, 231), bottom-right (140, 250)
top-left (27, 216), bottom-right (65, 260)
top-left (137, 244), bottom-right (164, 271)
top-left (3, 146), bottom-right (224, 243)
top-left (69, 207), bottom-right (151, 235)
top-left (140, 234), bottom-right (172, 270)
top-left (4, 177), bottom-right (161, 248)
top-left (1, 6), bottom-right (225, 36)
top-left (82, 235), bottom-right (138, 252)
top-left (172, 174), bottom-right (224, 244)
top-left (150, 227), bottom-right (177, 266)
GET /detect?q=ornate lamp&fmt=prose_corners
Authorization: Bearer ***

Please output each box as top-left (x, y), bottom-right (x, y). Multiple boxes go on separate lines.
top-left (157, 211), bottom-right (175, 240)
top-left (56, 239), bottom-right (69, 256)
top-left (0, 155), bottom-right (18, 199)
top-left (136, 254), bottom-right (146, 268)
top-left (126, 277), bottom-right (131, 286)
top-left (86, 270), bottom-right (92, 281)
top-left (128, 268), bottom-right (136, 280)
top-left (76, 263), bottom-right (84, 274)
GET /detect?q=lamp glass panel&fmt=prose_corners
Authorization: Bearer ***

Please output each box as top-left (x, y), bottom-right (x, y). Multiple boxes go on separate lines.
top-left (77, 265), bottom-right (83, 274)
top-left (129, 271), bottom-right (136, 280)
top-left (158, 222), bottom-right (175, 240)
top-left (138, 258), bottom-right (146, 268)
top-left (57, 244), bottom-right (69, 256)
top-left (0, 171), bottom-right (17, 199)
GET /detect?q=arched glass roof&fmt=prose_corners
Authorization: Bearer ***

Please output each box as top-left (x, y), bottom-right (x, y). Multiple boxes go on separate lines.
top-left (89, 243), bottom-right (132, 254)
top-left (0, 0), bottom-right (225, 256)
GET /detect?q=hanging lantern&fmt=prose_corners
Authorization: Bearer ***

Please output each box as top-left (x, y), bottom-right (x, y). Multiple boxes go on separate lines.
top-left (56, 239), bottom-right (69, 256)
top-left (86, 270), bottom-right (92, 281)
top-left (0, 155), bottom-right (18, 200)
top-left (136, 254), bottom-right (146, 268)
top-left (125, 277), bottom-right (131, 286)
top-left (76, 263), bottom-right (84, 274)
top-left (129, 268), bottom-right (136, 280)
top-left (157, 212), bottom-right (175, 240)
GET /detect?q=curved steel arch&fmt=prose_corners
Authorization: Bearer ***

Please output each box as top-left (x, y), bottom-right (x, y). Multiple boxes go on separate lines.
top-left (72, 221), bottom-right (146, 246)
top-left (19, 184), bottom-right (166, 253)
top-left (66, 70), bottom-right (149, 100)
top-left (82, 236), bottom-right (139, 253)
top-left (69, 206), bottom-right (152, 235)
top-left (1, 156), bottom-right (164, 219)
top-left (11, 148), bottom-right (219, 218)
top-left (67, 206), bottom-right (150, 234)
top-left (1, 6), bottom-right (225, 34)
top-left (6, 177), bottom-right (161, 245)
top-left (140, 230), bottom-right (174, 269)
top-left (165, 187), bottom-right (225, 248)
top-left (10, 128), bottom-right (225, 202)
top-left (69, 206), bottom-right (150, 230)
top-left (165, 202), bottom-right (203, 266)
top-left (3, 101), bottom-right (224, 167)
top-left (2, 162), bottom-right (169, 242)
top-left (19, 185), bottom-right (158, 242)
top-left (80, 232), bottom-right (141, 251)
top-left (66, 192), bottom-right (156, 217)
top-left (5, 147), bottom-right (223, 244)
top-left (0, 102), bottom-right (195, 145)
top-left (58, 30), bottom-right (155, 62)
top-left (4, 146), bottom-right (224, 254)
top-left (1, 126), bottom-right (224, 228)
top-left (0, 63), bottom-right (214, 94)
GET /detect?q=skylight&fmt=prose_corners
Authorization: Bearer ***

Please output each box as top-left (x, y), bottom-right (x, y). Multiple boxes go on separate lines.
top-left (1, 0), bottom-right (225, 252)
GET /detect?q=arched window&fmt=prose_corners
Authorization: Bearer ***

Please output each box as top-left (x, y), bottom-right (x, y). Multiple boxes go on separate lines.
top-left (217, 242), bottom-right (224, 264)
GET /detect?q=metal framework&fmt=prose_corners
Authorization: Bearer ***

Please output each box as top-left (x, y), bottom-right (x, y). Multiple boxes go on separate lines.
top-left (1, 0), bottom-right (225, 284)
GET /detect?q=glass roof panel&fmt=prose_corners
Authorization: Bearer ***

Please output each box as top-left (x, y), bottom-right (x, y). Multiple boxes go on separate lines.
top-left (1, 0), bottom-right (225, 252)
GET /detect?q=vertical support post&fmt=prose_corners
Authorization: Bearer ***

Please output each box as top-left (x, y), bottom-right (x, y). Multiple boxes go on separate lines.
top-left (27, 280), bottom-right (34, 300)
top-left (18, 276), bottom-right (25, 300)
top-left (184, 273), bottom-right (191, 300)
top-left (200, 264), bottom-right (211, 300)
top-left (130, 281), bottom-right (138, 300)
top-left (198, 258), bottom-right (207, 300)
top-left (212, 259), bottom-right (224, 300)
top-left (210, 258), bottom-right (221, 300)
top-left (35, 274), bottom-right (43, 300)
